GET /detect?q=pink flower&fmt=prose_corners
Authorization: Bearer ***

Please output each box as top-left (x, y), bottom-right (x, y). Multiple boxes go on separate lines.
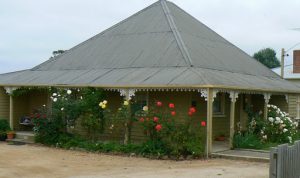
top-left (155, 124), bottom-right (162, 132)
top-left (171, 111), bottom-right (176, 116)
top-left (169, 103), bottom-right (175, 108)
top-left (201, 121), bottom-right (206, 127)
top-left (156, 101), bottom-right (163, 107)
top-left (153, 117), bottom-right (159, 123)
top-left (188, 111), bottom-right (193, 116)
top-left (139, 118), bottom-right (145, 122)
top-left (189, 107), bottom-right (196, 113)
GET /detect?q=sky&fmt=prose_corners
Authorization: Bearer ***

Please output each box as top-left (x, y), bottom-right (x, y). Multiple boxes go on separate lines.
top-left (0, 0), bottom-right (300, 74)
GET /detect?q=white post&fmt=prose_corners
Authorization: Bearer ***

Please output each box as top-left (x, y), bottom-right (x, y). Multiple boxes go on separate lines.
top-left (297, 95), bottom-right (300, 120)
top-left (4, 87), bottom-right (18, 130)
top-left (229, 91), bottom-right (239, 149)
top-left (264, 93), bottom-right (271, 120)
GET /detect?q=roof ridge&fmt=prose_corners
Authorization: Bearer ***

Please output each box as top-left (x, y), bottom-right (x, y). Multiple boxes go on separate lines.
top-left (160, 0), bottom-right (193, 67)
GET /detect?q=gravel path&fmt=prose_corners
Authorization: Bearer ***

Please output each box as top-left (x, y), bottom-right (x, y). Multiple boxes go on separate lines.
top-left (0, 142), bottom-right (268, 178)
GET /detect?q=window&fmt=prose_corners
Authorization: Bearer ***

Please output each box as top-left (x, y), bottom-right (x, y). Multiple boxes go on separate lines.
top-left (132, 92), bottom-right (148, 113)
top-left (213, 93), bottom-right (225, 116)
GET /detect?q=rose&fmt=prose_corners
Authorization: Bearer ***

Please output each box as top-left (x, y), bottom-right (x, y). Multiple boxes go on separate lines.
top-left (67, 89), bottom-right (72, 95)
top-left (201, 121), bottom-right (206, 127)
top-left (139, 118), bottom-right (145, 122)
top-left (123, 101), bottom-right (129, 106)
top-left (171, 111), bottom-right (176, 116)
top-left (156, 101), bottom-right (162, 107)
top-left (189, 107), bottom-right (196, 113)
top-left (155, 124), bottom-right (162, 132)
top-left (153, 117), bottom-right (159, 123)
top-left (169, 103), bottom-right (175, 108)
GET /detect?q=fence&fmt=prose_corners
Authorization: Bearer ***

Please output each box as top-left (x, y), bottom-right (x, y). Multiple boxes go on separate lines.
top-left (270, 141), bottom-right (300, 178)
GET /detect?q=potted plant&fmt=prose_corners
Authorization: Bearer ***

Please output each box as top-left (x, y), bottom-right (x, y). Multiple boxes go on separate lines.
top-left (0, 119), bottom-right (10, 141)
top-left (6, 130), bottom-right (15, 140)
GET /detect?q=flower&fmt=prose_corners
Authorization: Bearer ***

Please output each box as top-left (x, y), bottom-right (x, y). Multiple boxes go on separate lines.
top-left (139, 118), bottom-right (145, 122)
top-left (124, 100), bottom-right (129, 106)
top-left (53, 98), bottom-right (58, 102)
top-left (288, 136), bottom-right (293, 143)
top-left (156, 101), bottom-right (162, 107)
top-left (43, 104), bottom-right (46, 107)
top-left (143, 106), bottom-right (148, 111)
top-left (169, 103), bottom-right (175, 108)
top-left (201, 121), bottom-right (206, 127)
top-left (99, 102), bottom-right (104, 107)
top-left (171, 111), bottom-right (176, 116)
top-left (189, 107), bottom-right (196, 113)
top-left (153, 117), bottom-right (159, 123)
top-left (61, 108), bottom-right (64, 111)
top-left (268, 117), bottom-right (274, 123)
top-left (103, 100), bottom-right (108, 105)
top-left (155, 124), bottom-right (162, 132)
top-left (101, 104), bottom-right (106, 109)
top-left (67, 89), bottom-right (72, 95)
top-left (262, 135), bottom-right (268, 140)
top-left (283, 128), bottom-right (288, 133)
top-left (52, 93), bottom-right (57, 97)
top-left (188, 111), bottom-right (193, 116)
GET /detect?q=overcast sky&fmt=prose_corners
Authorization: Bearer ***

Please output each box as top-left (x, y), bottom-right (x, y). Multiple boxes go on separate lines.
top-left (0, 0), bottom-right (300, 74)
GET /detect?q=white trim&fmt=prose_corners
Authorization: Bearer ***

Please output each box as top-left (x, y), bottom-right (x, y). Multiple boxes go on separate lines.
top-left (4, 87), bottom-right (18, 95)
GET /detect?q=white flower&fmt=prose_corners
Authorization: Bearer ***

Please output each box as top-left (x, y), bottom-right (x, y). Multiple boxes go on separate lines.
top-left (61, 108), bottom-right (64, 111)
top-left (267, 104), bottom-right (271, 108)
top-left (143, 106), bottom-right (148, 111)
top-left (283, 128), bottom-right (288, 133)
top-left (288, 136), bottom-right (292, 143)
top-left (43, 104), bottom-right (46, 107)
top-left (99, 102), bottom-right (103, 107)
top-left (67, 90), bottom-right (72, 95)
top-left (103, 100), bottom-right (108, 105)
top-left (52, 93), bottom-right (57, 97)
top-left (268, 117), bottom-right (274, 123)
top-left (53, 98), bottom-right (58, 102)
top-left (262, 135), bottom-right (267, 140)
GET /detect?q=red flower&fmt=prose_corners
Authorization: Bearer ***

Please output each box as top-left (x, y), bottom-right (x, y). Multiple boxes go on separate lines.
top-left (189, 107), bottom-right (196, 113)
top-left (171, 111), bottom-right (176, 116)
top-left (169, 103), bottom-right (175, 108)
top-left (188, 111), bottom-right (193, 116)
top-left (153, 117), bottom-right (159, 123)
top-left (155, 124), bottom-right (162, 132)
top-left (156, 101), bottom-right (163, 107)
top-left (139, 117), bottom-right (145, 122)
top-left (201, 121), bottom-right (206, 127)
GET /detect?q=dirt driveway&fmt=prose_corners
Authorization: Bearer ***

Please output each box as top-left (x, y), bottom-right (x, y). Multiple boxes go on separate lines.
top-left (0, 142), bottom-right (268, 178)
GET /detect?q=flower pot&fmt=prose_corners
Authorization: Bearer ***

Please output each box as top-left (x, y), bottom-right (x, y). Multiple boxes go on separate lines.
top-left (215, 136), bottom-right (226, 141)
top-left (7, 132), bottom-right (15, 140)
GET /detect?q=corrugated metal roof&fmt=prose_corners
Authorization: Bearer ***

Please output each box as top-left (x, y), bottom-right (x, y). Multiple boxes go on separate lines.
top-left (0, 0), bottom-right (299, 93)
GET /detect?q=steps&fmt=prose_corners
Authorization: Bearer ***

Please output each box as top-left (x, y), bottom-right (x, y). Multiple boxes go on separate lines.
top-left (7, 131), bottom-right (35, 144)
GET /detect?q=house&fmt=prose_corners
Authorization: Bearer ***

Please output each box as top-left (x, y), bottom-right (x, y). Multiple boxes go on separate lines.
top-left (0, 0), bottom-right (299, 154)
top-left (273, 50), bottom-right (300, 120)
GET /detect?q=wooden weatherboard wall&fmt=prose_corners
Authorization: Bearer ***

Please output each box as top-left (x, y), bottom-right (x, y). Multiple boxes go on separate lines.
top-left (0, 87), bottom-right (9, 120)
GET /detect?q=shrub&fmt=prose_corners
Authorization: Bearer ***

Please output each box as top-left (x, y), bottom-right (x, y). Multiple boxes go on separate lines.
top-left (0, 119), bottom-right (10, 132)
top-left (233, 132), bottom-right (263, 149)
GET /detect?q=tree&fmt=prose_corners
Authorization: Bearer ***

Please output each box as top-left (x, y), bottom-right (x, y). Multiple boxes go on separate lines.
top-left (253, 48), bottom-right (280, 69)
top-left (50, 50), bottom-right (65, 59)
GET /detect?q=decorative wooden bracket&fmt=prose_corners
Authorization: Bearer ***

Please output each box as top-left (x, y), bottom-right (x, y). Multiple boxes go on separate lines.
top-left (264, 93), bottom-right (271, 104)
top-left (199, 89), bottom-right (218, 102)
top-left (4, 87), bottom-right (18, 95)
top-left (119, 89), bottom-right (136, 100)
top-left (229, 91), bottom-right (239, 103)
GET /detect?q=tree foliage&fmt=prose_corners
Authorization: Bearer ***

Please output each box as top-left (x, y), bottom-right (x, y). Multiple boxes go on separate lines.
top-left (253, 48), bottom-right (280, 68)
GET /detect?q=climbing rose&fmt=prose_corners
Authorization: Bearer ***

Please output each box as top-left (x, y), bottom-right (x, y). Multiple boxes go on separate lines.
top-left (139, 118), bottom-right (145, 122)
top-left (169, 103), bottom-right (175, 108)
top-left (155, 124), bottom-right (162, 132)
top-left (201, 121), bottom-right (206, 127)
top-left (171, 111), bottom-right (176, 116)
top-left (188, 111), bottom-right (193, 116)
top-left (153, 117), bottom-right (159, 123)
top-left (67, 89), bottom-right (72, 95)
top-left (189, 107), bottom-right (196, 113)
top-left (156, 101), bottom-right (162, 107)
